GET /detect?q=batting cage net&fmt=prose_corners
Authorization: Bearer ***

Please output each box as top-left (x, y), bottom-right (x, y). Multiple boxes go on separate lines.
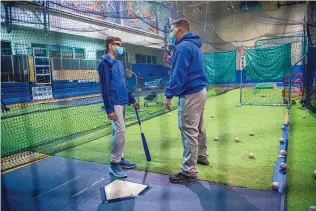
top-left (0, 1), bottom-right (311, 172)
top-left (303, 1), bottom-right (316, 112)
top-left (240, 35), bottom-right (308, 106)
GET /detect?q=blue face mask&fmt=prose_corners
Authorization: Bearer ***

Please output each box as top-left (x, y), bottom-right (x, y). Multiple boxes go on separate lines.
top-left (114, 46), bottom-right (124, 56)
top-left (169, 32), bottom-right (176, 45)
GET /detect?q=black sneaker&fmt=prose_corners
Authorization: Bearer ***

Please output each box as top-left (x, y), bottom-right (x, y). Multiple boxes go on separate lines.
top-left (197, 156), bottom-right (209, 165)
top-left (169, 172), bottom-right (198, 184)
top-left (119, 158), bottom-right (136, 169)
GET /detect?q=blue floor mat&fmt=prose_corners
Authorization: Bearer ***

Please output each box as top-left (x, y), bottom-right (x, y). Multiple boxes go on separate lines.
top-left (2, 156), bottom-right (282, 211)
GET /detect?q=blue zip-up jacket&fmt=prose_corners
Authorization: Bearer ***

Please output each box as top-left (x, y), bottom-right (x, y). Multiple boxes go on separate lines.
top-left (98, 54), bottom-right (135, 115)
top-left (165, 33), bottom-right (207, 99)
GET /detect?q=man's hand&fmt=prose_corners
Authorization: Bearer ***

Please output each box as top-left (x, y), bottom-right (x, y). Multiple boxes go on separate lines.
top-left (133, 101), bottom-right (140, 109)
top-left (165, 99), bottom-right (172, 111)
top-left (108, 112), bottom-right (116, 121)
top-left (164, 52), bottom-right (171, 64)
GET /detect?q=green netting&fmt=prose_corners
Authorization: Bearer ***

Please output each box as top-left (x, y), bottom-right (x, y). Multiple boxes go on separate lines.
top-left (204, 50), bottom-right (236, 84)
top-left (204, 51), bottom-right (238, 98)
top-left (241, 35), bottom-right (308, 106)
top-left (1, 95), bottom-right (178, 157)
top-left (245, 44), bottom-right (291, 81)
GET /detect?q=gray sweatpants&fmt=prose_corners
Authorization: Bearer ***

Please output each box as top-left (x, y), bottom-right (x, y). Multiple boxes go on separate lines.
top-left (110, 105), bottom-right (126, 163)
top-left (178, 88), bottom-right (208, 177)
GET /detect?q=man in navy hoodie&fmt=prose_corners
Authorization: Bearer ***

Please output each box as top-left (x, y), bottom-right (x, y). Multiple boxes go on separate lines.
top-left (98, 36), bottom-right (139, 178)
top-left (165, 19), bottom-right (209, 183)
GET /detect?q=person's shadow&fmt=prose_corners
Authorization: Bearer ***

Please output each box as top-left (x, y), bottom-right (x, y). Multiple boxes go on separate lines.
top-left (185, 182), bottom-right (260, 211)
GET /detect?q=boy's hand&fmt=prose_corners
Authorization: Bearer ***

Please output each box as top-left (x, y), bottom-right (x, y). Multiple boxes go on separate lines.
top-left (164, 52), bottom-right (171, 64)
top-left (108, 112), bottom-right (116, 121)
top-left (165, 99), bottom-right (172, 111)
top-left (133, 102), bottom-right (140, 109)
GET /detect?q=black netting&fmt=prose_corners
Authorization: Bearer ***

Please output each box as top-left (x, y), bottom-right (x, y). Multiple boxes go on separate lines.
top-left (1, 1), bottom-right (314, 173)
top-left (303, 1), bottom-right (316, 112)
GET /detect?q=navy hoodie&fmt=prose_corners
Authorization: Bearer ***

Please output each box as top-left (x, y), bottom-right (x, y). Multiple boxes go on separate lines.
top-left (165, 33), bottom-right (207, 99)
top-left (98, 54), bottom-right (135, 115)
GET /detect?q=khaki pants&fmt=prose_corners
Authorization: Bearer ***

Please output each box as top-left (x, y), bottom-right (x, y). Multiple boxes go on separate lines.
top-left (110, 105), bottom-right (126, 163)
top-left (178, 88), bottom-right (208, 177)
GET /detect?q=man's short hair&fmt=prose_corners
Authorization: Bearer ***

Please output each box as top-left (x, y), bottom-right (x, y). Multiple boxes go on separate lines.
top-left (171, 18), bottom-right (190, 31)
top-left (105, 36), bottom-right (122, 51)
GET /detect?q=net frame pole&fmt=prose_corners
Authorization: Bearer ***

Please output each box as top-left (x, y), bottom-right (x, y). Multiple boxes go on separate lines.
top-left (240, 68), bottom-right (243, 105)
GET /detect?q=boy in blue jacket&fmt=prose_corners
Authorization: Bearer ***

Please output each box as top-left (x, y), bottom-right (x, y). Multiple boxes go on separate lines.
top-left (165, 19), bottom-right (209, 184)
top-left (98, 36), bottom-right (139, 178)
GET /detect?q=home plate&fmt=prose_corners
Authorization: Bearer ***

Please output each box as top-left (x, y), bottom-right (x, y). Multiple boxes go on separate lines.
top-left (100, 179), bottom-right (149, 203)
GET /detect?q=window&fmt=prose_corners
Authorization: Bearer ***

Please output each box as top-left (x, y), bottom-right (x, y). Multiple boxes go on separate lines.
top-left (1, 41), bottom-right (12, 55)
top-left (152, 56), bottom-right (157, 64)
top-left (135, 54), bottom-right (157, 64)
top-left (61, 47), bottom-right (73, 59)
top-left (34, 48), bottom-right (47, 57)
top-left (96, 50), bottom-right (107, 61)
top-left (146, 55), bottom-right (152, 64)
top-left (136, 54), bottom-right (141, 63)
top-left (75, 48), bottom-right (85, 59)
top-left (62, 51), bottom-right (73, 59)
top-left (121, 52), bottom-right (128, 62)
top-left (50, 50), bottom-right (61, 58)
top-left (32, 44), bottom-right (87, 60)
top-left (141, 55), bottom-right (146, 63)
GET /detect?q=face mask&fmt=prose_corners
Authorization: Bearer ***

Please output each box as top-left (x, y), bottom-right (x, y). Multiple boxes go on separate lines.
top-left (169, 31), bottom-right (176, 45)
top-left (114, 46), bottom-right (124, 56)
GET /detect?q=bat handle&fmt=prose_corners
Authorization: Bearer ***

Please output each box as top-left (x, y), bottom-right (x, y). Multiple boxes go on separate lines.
top-left (134, 107), bottom-right (141, 125)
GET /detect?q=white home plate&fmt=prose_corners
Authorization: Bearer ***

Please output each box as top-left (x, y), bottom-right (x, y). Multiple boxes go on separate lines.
top-left (101, 180), bottom-right (149, 203)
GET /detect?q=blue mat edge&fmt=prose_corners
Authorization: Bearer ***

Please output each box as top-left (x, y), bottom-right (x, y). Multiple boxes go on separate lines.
top-left (272, 109), bottom-right (290, 211)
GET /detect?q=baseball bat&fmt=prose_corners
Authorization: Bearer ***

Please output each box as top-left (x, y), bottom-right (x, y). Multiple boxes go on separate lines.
top-left (134, 107), bottom-right (151, 161)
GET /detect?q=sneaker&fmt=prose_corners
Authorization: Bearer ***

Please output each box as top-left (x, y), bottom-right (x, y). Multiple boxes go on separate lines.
top-left (197, 156), bottom-right (209, 165)
top-left (109, 163), bottom-right (127, 178)
top-left (169, 172), bottom-right (198, 184)
top-left (120, 158), bottom-right (136, 169)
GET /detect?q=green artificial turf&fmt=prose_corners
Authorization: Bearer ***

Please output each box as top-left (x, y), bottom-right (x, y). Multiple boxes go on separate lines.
top-left (241, 87), bottom-right (284, 105)
top-left (1, 95), bottom-right (177, 156)
top-left (286, 104), bottom-right (316, 211)
top-left (57, 89), bottom-right (286, 190)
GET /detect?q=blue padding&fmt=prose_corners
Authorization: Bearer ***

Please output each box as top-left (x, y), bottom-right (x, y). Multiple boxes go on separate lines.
top-left (276, 82), bottom-right (284, 87)
top-left (52, 81), bottom-right (101, 99)
top-left (272, 157), bottom-right (286, 193)
top-left (1, 82), bottom-right (30, 88)
top-left (2, 97), bottom-right (31, 105)
top-left (292, 64), bottom-right (305, 73)
top-left (1, 82), bottom-right (31, 105)
top-left (2, 91), bottom-right (31, 99)
top-left (235, 70), bottom-right (246, 83)
top-left (1, 86), bottom-right (30, 93)
top-left (52, 80), bottom-right (98, 84)
top-left (245, 78), bottom-right (283, 83)
top-left (53, 87), bottom-right (100, 94)
top-left (272, 124), bottom-right (289, 193)
top-left (52, 83), bottom-right (100, 89)
top-left (126, 64), bottom-right (170, 91)
top-left (53, 89), bottom-right (100, 98)
top-left (131, 64), bottom-right (170, 78)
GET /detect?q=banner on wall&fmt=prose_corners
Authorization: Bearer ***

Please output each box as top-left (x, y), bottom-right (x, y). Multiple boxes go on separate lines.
top-left (50, 1), bottom-right (168, 36)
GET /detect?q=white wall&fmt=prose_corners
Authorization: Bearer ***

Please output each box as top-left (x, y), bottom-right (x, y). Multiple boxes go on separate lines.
top-left (124, 43), bottom-right (165, 65)
top-left (1, 25), bottom-right (165, 64)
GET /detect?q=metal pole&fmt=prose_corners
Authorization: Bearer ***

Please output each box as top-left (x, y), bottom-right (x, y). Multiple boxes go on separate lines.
top-left (239, 47), bottom-right (244, 105)
top-left (240, 68), bottom-right (243, 105)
